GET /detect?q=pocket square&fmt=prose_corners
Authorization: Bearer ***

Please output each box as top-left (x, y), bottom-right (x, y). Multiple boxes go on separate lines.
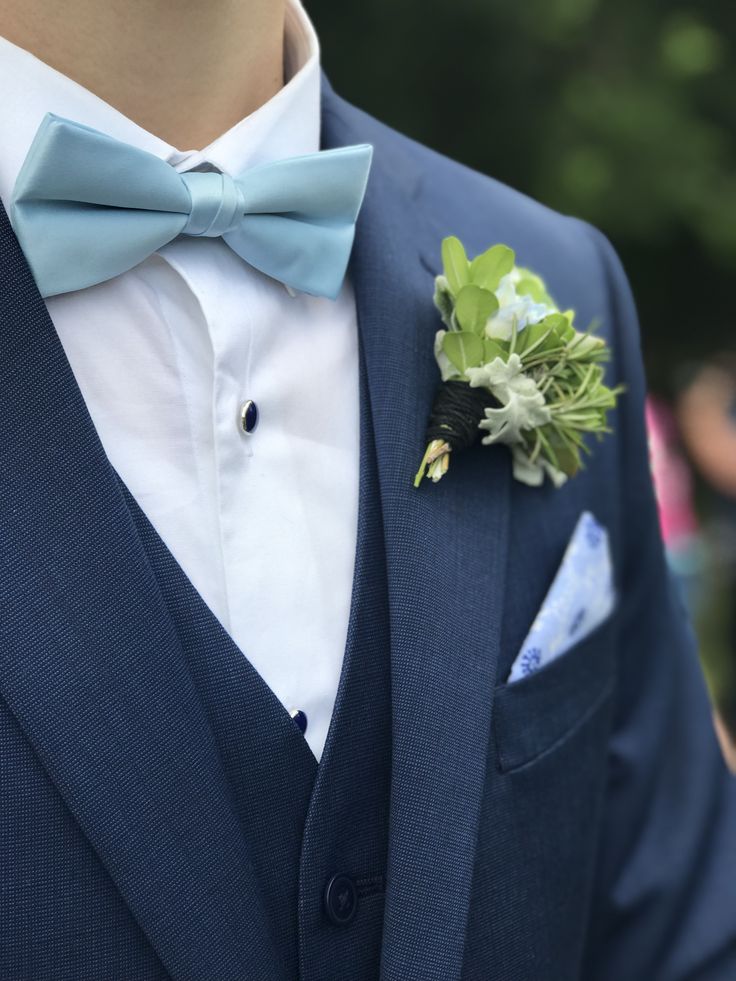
top-left (508, 511), bottom-right (615, 683)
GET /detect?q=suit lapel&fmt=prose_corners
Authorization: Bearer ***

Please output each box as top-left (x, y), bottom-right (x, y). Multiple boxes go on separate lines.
top-left (323, 86), bottom-right (511, 981)
top-left (0, 206), bottom-right (285, 981)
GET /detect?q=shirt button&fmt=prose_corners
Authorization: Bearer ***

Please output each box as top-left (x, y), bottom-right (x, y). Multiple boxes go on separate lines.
top-left (324, 873), bottom-right (358, 926)
top-left (289, 708), bottom-right (308, 735)
top-left (239, 399), bottom-right (259, 434)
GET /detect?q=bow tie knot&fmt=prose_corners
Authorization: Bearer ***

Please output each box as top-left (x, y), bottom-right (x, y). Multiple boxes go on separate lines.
top-left (10, 114), bottom-right (373, 299)
top-left (181, 172), bottom-right (247, 238)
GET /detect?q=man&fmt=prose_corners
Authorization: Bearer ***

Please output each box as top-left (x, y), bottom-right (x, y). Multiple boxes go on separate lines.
top-left (0, 0), bottom-right (733, 979)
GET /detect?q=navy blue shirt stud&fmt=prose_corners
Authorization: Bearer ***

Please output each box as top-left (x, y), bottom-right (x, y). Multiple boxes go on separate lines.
top-left (289, 708), bottom-right (308, 735)
top-left (239, 399), bottom-right (259, 434)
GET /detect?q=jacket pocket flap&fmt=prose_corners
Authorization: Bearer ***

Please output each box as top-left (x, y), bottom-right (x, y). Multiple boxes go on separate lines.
top-left (494, 621), bottom-right (615, 773)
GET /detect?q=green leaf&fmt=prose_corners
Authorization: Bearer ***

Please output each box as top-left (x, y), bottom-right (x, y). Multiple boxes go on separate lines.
top-left (515, 271), bottom-right (553, 306)
top-left (567, 331), bottom-right (606, 361)
top-left (441, 236), bottom-right (470, 296)
top-left (516, 320), bottom-right (556, 354)
top-left (541, 312), bottom-right (575, 342)
top-left (556, 432), bottom-right (583, 475)
top-left (540, 425), bottom-right (581, 477)
top-left (442, 331), bottom-right (484, 374)
top-left (484, 338), bottom-right (508, 362)
top-left (470, 244), bottom-right (515, 292)
top-left (454, 285), bottom-right (499, 335)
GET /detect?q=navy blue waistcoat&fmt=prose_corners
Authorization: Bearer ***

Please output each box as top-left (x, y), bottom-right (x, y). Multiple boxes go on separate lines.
top-left (115, 347), bottom-right (392, 980)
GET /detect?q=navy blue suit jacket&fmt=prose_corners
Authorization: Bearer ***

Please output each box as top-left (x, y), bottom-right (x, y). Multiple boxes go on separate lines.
top-left (0, 79), bottom-right (734, 979)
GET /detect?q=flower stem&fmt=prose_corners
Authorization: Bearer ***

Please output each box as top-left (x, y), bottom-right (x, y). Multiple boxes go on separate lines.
top-left (414, 439), bottom-right (452, 487)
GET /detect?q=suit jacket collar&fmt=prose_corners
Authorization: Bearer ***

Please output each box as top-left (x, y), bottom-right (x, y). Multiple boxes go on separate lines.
top-left (323, 81), bottom-right (511, 981)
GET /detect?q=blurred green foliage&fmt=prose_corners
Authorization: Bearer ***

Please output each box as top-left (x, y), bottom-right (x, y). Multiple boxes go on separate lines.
top-left (308, 0), bottom-right (735, 391)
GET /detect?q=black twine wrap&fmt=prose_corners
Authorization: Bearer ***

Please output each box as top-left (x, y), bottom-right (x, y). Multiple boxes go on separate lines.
top-left (425, 380), bottom-right (495, 451)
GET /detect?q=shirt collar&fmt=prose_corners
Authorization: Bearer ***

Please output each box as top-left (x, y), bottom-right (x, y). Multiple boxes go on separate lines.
top-left (0, 0), bottom-right (321, 209)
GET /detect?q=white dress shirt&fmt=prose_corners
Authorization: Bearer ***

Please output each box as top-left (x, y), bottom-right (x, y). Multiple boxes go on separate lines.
top-left (0, 0), bottom-right (360, 761)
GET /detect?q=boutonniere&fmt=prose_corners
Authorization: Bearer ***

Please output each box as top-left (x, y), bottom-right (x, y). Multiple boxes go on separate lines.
top-left (414, 237), bottom-right (623, 488)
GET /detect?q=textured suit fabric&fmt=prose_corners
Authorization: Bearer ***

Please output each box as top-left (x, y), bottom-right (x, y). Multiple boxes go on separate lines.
top-left (0, 76), bottom-right (734, 981)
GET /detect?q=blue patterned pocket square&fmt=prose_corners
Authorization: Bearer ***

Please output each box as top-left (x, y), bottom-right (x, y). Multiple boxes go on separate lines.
top-left (508, 511), bottom-right (616, 683)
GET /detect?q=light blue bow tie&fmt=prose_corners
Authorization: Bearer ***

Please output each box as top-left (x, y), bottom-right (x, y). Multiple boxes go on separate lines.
top-left (10, 113), bottom-right (373, 300)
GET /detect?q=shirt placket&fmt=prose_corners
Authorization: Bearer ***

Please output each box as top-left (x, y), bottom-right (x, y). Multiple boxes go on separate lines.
top-left (209, 284), bottom-right (255, 639)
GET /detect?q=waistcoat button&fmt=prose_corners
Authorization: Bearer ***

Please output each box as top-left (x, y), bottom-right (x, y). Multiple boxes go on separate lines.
top-left (324, 873), bottom-right (358, 926)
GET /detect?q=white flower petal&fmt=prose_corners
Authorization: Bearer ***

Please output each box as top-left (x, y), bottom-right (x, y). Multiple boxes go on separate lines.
top-left (479, 392), bottom-right (550, 445)
top-left (495, 273), bottom-right (519, 309)
top-left (510, 446), bottom-right (568, 488)
top-left (433, 329), bottom-right (462, 382)
top-left (471, 355), bottom-right (550, 445)
top-left (485, 296), bottom-right (553, 341)
top-left (510, 447), bottom-right (546, 486)
top-left (467, 354), bottom-right (536, 401)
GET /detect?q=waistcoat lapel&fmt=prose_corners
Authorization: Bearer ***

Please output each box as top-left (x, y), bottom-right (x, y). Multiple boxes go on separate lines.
top-left (323, 85), bottom-right (511, 981)
top-left (119, 482), bottom-right (319, 980)
top-left (0, 205), bottom-right (286, 981)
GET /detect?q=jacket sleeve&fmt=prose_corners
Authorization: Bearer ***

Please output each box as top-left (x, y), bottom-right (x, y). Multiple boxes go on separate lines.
top-left (582, 226), bottom-right (736, 980)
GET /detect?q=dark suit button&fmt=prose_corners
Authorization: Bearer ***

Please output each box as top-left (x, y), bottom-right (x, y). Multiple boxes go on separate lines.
top-left (324, 873), bottom-right (358, 925)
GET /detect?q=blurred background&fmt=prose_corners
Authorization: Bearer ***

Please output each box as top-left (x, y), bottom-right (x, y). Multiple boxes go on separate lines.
top-left (307, 0), bottom-right (736, 741)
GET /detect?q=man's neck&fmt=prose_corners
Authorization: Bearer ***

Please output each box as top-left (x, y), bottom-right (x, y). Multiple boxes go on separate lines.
top-left (0, 0), bottom-right (287, 148)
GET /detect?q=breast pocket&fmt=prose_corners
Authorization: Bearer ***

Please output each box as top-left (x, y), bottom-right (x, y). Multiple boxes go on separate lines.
top-left (493, 619), bottom-right (616, 773)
